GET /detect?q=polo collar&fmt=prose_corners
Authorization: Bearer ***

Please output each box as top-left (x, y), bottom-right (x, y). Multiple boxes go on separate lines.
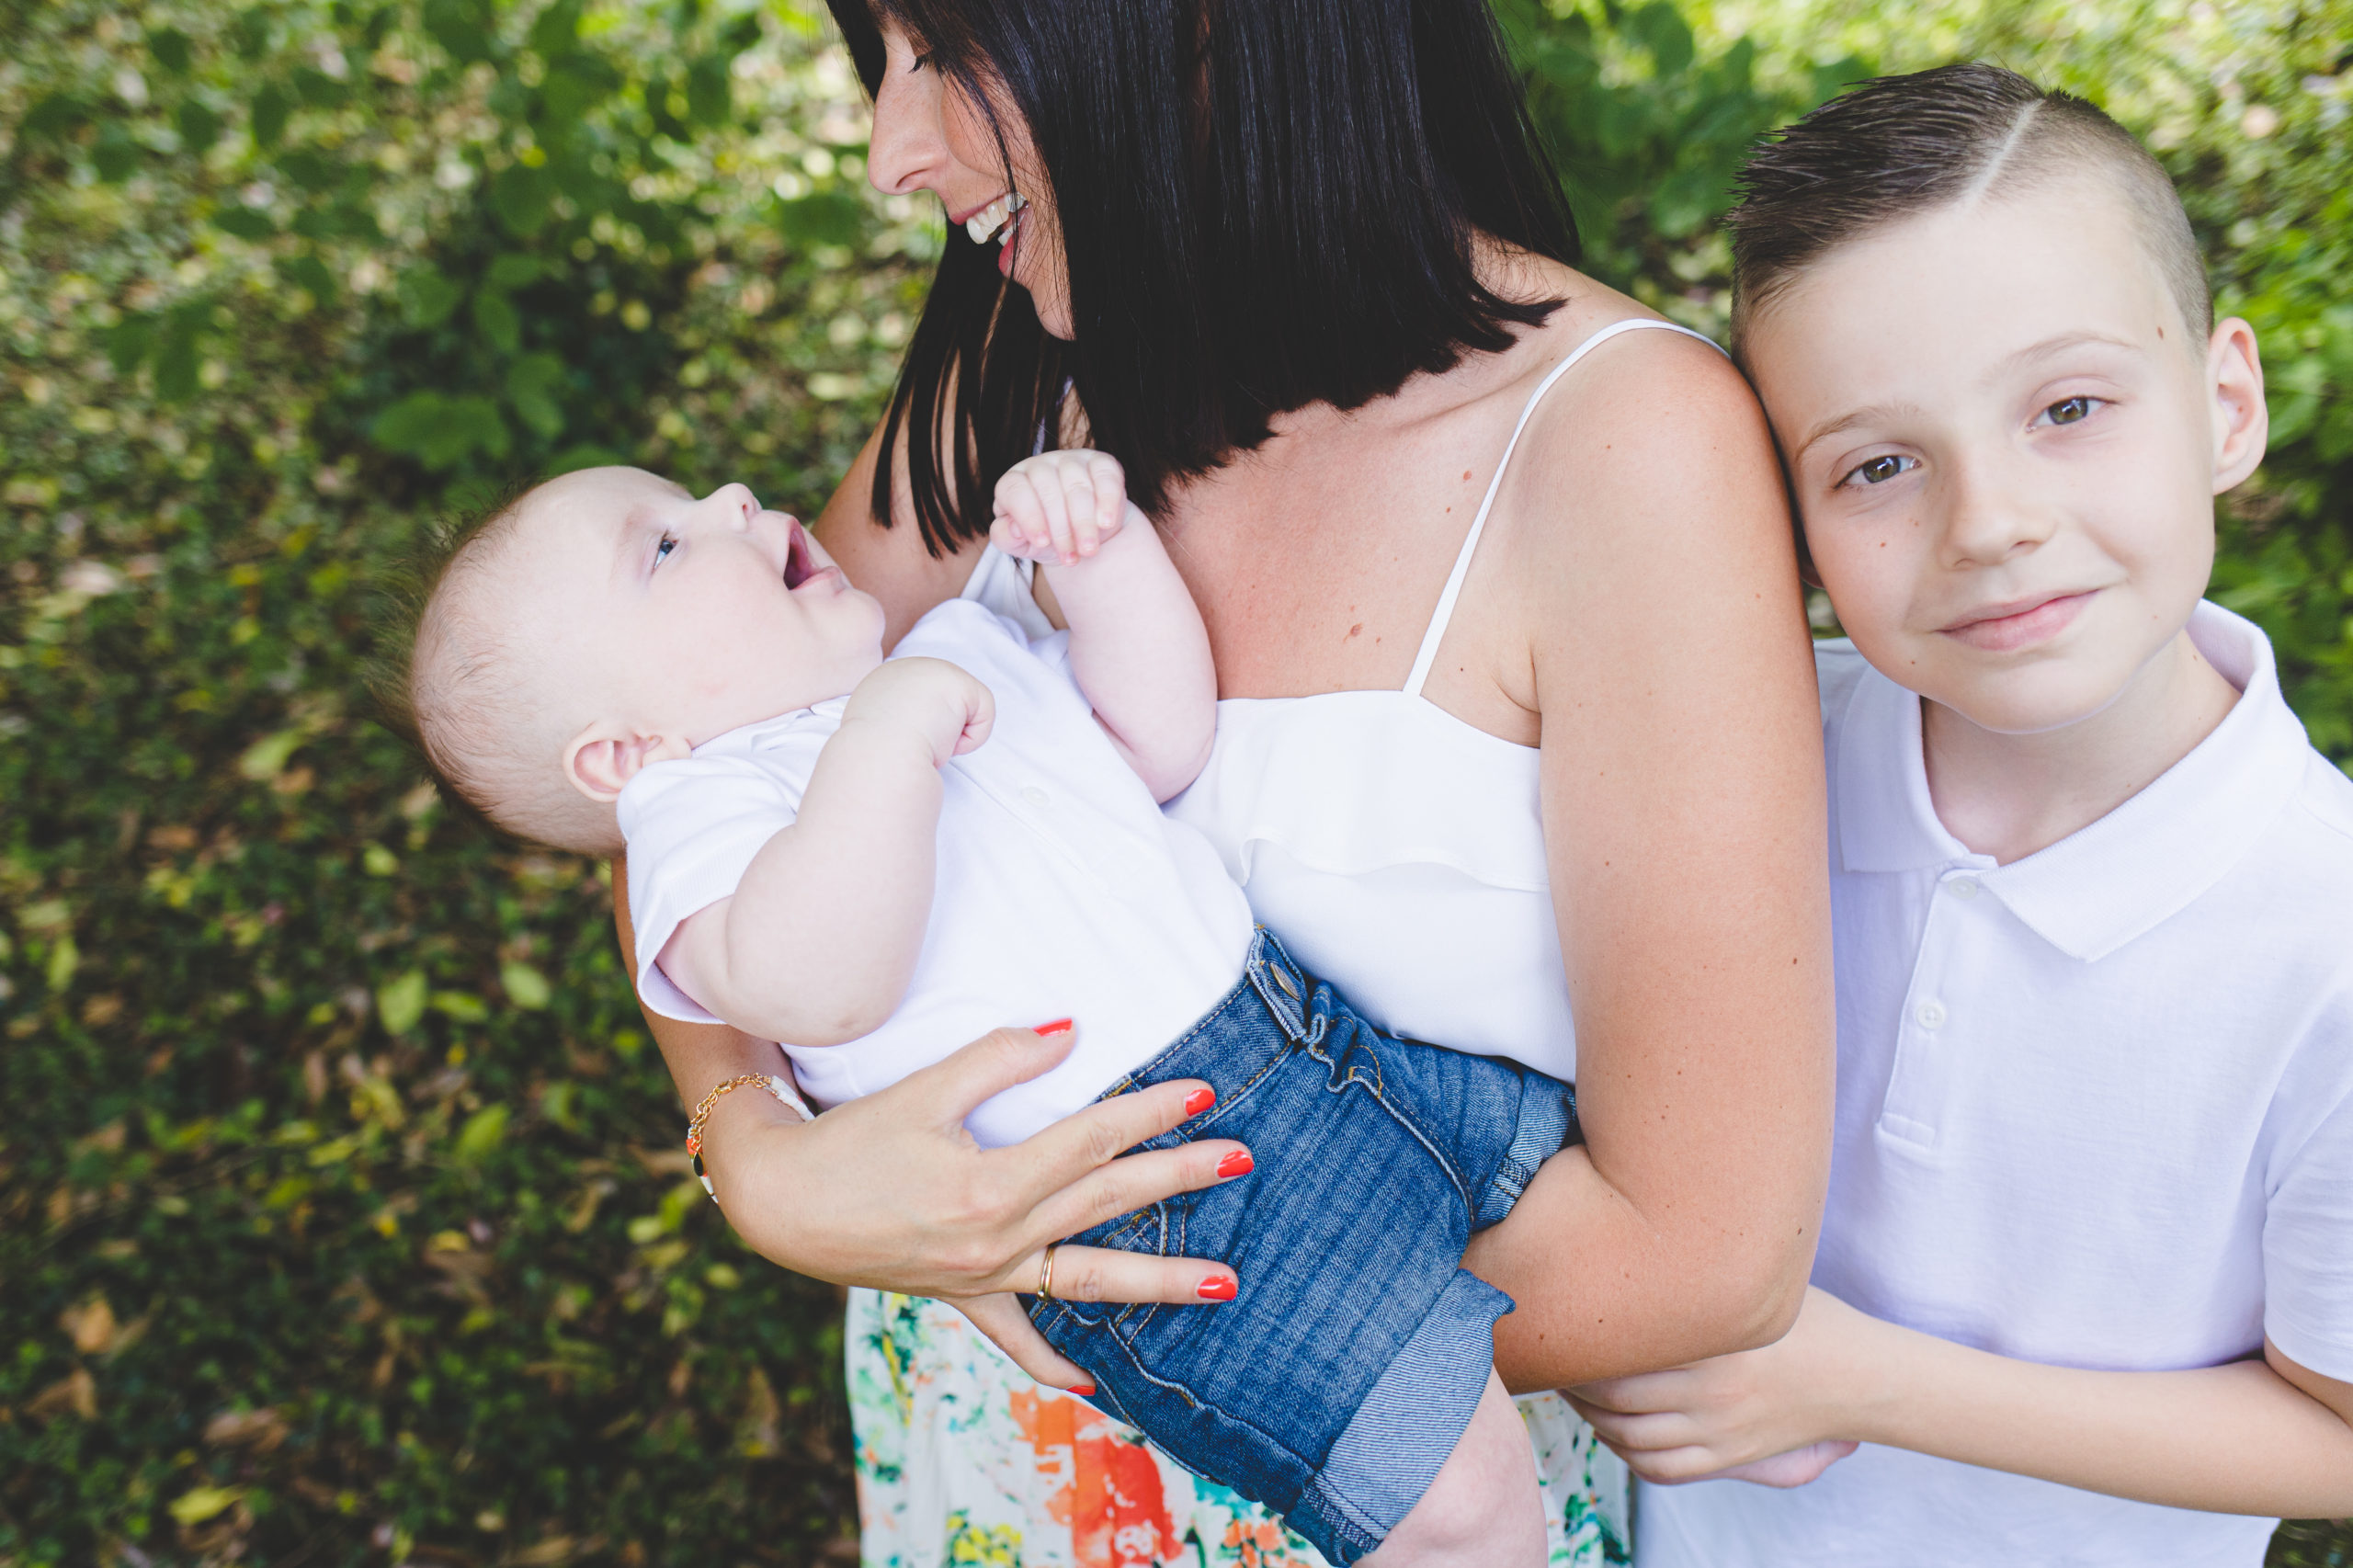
top-left (1832, 601), bottom-right (2314, 962)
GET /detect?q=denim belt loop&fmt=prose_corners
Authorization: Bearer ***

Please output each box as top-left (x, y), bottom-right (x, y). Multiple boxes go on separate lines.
top-left (1244, 926), bottom-right (1312, 1043)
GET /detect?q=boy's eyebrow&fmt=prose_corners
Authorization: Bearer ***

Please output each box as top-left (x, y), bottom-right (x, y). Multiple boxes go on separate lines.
top-left (1790, 332), bottom-right (2145, 464)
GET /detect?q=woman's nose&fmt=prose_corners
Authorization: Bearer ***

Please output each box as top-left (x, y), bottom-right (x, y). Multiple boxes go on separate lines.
top-left (868, 66), bottom-right (948, 197)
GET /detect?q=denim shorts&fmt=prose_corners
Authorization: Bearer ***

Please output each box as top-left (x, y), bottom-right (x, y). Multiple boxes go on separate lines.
top-left (1023, 928), bottom-right (1578, 1565)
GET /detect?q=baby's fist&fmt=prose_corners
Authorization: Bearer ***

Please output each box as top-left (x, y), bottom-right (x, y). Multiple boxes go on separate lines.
top-left (992, 449), bottom-right (1128, 566)
top-left (846, 657), bottom-right (995, 765)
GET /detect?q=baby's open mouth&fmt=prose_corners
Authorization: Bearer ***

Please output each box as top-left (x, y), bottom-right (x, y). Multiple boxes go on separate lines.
top-left (783, 522), bottom-right (815, 588)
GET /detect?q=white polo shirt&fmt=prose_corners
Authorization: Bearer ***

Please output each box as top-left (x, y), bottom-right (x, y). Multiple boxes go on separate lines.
top-left (619, 597), bottom-right (1255, 1148)
top-left (1640, 602), bottom-right (2353, 1568)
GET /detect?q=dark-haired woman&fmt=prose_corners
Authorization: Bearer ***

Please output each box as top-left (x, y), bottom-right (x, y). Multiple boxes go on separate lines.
top-left (623, 0), bottom-right (1834, 1560)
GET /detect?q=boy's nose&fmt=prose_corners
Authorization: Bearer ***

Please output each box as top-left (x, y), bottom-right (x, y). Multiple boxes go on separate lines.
top-left (1938, 461), bottom-right (2058, 568)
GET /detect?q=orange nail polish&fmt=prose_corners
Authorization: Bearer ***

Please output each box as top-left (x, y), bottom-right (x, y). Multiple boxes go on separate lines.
top-left (1183, 1086), bottom-right (1216, 1117)
top-left (1068, 1381), bottom-right (1097, 1396)
top-left (1035, 1018), bottom-right (1074, 1037)
top-left (1197, 1275), bottom-right (1237, 1301)
top-left (1216, 1150), bottom-right (1254, 1177)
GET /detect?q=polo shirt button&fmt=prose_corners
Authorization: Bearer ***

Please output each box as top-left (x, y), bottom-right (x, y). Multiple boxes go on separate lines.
top-left (1021, 785), bottom-right (1051, 808)
top-left (1915, 1000), bottom-right (1948, 1030)
top-left (1947, 877), bottom-right (1981, 900)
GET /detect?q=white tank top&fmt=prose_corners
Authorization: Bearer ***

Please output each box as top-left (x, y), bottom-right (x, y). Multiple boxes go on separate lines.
top-left (1164, 318), bottom-right (1722, 1081)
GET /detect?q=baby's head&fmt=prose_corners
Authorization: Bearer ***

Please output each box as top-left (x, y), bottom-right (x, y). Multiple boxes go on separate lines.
top-left (398, 467), bottom-right (882, 853)
top-left (1728, 63), bottom-right (2268, 734)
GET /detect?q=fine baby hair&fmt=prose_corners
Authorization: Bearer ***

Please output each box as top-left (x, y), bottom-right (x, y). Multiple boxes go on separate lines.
top-left (1725, 62), bottom-right (2211, 356)
top-left (378, 476), bottom-right (606, 854)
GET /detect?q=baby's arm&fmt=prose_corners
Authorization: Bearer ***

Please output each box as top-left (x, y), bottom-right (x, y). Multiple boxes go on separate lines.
top-left (993, 450), bottom-right (1215, 801)
top-left (656, 656), bottom-right (994, 1047)
top-left (1568, 1285), bottom-right (2353, 1518)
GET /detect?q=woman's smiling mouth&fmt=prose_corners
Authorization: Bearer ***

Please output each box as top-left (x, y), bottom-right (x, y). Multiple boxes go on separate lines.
top-left (962, 189), bottom-right (1025, 244)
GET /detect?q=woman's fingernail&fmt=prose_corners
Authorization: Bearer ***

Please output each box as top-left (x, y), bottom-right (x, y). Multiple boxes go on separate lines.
top-left (1215, 1150), bottom-right (1254, 1178)
top-left (1197, 1275), bottom-right (1237, 1301)
top-left (1034, 1018), bottom-right (1074, 1037)
top-left (1068, 1381), bottom-right (1096, 1396)
top-left (1183, 1087), bottom-right (1216, 1117)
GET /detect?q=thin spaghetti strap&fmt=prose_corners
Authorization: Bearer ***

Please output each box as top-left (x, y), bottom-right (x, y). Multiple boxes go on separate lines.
top-left (1401, 318), bottom-right (1724, 697)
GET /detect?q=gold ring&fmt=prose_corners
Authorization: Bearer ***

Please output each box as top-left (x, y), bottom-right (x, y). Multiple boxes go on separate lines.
top-left (1037, 1242), bottom-right (1061, 1301)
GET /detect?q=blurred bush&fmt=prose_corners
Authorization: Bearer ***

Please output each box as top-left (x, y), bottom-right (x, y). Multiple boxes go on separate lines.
top-left (0, 0), bottom-right (2345, 1565)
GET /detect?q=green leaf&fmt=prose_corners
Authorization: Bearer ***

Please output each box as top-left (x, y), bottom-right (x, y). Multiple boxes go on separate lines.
top-left (238, 728), bottom-right (305, 780)
top-left (397, 267), bottom-right (463, 328)
top-left (45, 933), bottom-right (80, 994)
top-left (92, 121), bottom-right (141, 183)
top-left (213, 205), bottom-right (276, 240)
top-left (153, 326), bottom-right (201, 402)
top-left (278, 148), bottom-right (341, 192)
top-left (284, 252), bottom-right (338, 304)
top-left (492, 163), bottom-right (551, 236)
top-left (251, 83), bottom-right (291, 146)
top-left (233, 6), bottom-right (273, 59)
top-left (505, 352), bottom-right (567, 437)
top-left (168, 1486), bottom-right (245, 1527)
top-left (487, 253), bottom-right (545, 289)
top-left (377, 971), bottom-right (428, 1036)
top-left (1629, 1), bottom-right (1695, 77)
top-left (21, 93), bottom-right (92, 141)
top-left (501, 961), bottom-right (552, 1010)
top-left (176, 99), bottom-right (223, 154)
top-left (529, 0), bottom-right (584, 55)
top-left (454, 1103), bottom-right (509, 1164)
top-left (293, 66), bottom-right (350, 109)
top-left (149, 27), bottom-right (195, 74)
top-left (776, 190), bottom-right (863, 248)
top-left (105, 317), bottom-right (155, 375)
top-left (432, 990), bottom-right (491, 1023)
top-left (472, 288), bottom-right (521, 353)
top-left (423, 0), bottom-right (494, 64)
top-left (686, 54), bottom-right (732, 126)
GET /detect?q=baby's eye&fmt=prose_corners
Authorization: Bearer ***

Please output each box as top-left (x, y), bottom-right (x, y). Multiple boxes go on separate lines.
top-left (1837, 453), bottom-right (1917, 489)
top-left (654, 533), bottom-right (678, 566)
top-left (2039, 395), bottom-right (2100, 426)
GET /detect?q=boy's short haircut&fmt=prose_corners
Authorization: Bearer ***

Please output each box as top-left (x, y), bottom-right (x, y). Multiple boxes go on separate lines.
top-left (1725, 62), bottom-right (2211, 356)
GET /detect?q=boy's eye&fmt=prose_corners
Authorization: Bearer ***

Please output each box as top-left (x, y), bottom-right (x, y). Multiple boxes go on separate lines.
top-left (1838, 453), bottom-right (1917, 489)
top-left (2040, 395), bottom-right (2098, 426)
top-left (654, 533), bottom-right (678, 566)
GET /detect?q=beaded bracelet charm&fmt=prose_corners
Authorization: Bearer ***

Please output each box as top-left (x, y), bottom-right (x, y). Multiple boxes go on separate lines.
top-left (685, 1073), bottom-right (807, 1201)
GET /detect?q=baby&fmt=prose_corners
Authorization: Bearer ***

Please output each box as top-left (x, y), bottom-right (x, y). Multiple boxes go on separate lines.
top-left (400, 450), bottom-right (1576, 1564)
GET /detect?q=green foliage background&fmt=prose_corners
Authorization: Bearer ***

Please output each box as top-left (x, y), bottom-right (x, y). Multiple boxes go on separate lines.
top-left (1, 0), bottom-right (2345, 1564)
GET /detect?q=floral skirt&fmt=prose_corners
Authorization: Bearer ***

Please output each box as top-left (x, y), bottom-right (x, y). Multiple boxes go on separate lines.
top-left (847, 1290), bottom-right (1631, 1568)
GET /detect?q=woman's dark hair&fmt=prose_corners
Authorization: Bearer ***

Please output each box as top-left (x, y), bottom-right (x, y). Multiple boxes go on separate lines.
top-left (825, 0), bottom-right (1582, 553)
top-left (1726, 63), bottom-right (2210, 357)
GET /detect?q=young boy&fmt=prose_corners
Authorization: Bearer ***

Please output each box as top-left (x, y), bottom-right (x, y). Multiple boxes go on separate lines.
top-left (1573, 64), bottom-right (2353, 1566)
top-left (395, 452), bottom-right (1572, 1565)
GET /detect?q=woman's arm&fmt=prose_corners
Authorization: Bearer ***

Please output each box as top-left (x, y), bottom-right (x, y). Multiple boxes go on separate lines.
top-left (1569, 1287), bottom-right (2353, 1517)
top-left (1464, 333), bottom-right (1836, 1389)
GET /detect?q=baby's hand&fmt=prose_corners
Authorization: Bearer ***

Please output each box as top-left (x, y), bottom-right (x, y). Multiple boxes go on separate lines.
top-left (844, 657), bottom-right (995, 766)
top-left (992, 449), bottom-right (1132, 567)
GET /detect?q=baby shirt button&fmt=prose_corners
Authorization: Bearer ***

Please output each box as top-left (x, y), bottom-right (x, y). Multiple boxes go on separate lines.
top-left (1020, 785), bottom-right (1051, 808)
top-left (1915, 1000), bottom-right (1948, 1030)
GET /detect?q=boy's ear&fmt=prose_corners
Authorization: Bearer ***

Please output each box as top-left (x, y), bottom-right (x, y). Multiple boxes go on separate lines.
top-left (2208, 317), bottom-right (2268, 494)
top-left (564, 721), bottom-right (692, 803)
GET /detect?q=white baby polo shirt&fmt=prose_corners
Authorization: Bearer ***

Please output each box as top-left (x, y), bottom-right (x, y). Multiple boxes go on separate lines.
top-left (619, 597), bottom-right (1256, 1148)
top-left (1640, 603), bottom-right (2353, 1568)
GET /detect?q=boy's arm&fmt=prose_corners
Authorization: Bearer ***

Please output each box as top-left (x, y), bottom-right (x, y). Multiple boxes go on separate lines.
top-left (993, 450), bottom-right (1216, 801)
top-left (1567, 1284), bottom-right (2353, 1519)
top-left (656, 657), bottom-right (994, 1047)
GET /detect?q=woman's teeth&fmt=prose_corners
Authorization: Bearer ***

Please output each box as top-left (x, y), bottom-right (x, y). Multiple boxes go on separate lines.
top-left (965, 190), bottom-right (1026, 245)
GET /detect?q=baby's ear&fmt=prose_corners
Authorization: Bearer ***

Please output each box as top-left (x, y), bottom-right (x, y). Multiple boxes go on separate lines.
top-left (564, 721), bottom-right (692, 803)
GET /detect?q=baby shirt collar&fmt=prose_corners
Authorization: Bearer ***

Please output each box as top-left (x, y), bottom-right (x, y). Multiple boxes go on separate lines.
top-left (1832, 601), bottom-right (2315, 962)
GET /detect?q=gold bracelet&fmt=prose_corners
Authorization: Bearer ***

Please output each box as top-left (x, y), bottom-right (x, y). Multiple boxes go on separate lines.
top-left (686, 1073), bottom-right (804, 1202)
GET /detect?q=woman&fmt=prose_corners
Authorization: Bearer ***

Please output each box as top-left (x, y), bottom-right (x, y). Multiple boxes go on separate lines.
top-left (622, 0), bottom-right (1833, 1560)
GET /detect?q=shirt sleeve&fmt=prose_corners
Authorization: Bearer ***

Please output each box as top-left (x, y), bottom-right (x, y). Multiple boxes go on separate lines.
top-left (2263, 995), bottom-right (2353, 1381)
top-left (620, 751), bottom-right (802, 1027)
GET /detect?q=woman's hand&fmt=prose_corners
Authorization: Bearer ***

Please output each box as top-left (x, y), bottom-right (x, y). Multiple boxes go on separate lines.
top-left (695, 1019), bottom-right (1248, 1388)
top-left (1563, 1286), bottom-right (1876, 1485)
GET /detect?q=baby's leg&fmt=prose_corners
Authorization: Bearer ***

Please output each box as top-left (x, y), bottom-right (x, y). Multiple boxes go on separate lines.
top-left (1359, 1370), bottom-right (1546, 1568)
